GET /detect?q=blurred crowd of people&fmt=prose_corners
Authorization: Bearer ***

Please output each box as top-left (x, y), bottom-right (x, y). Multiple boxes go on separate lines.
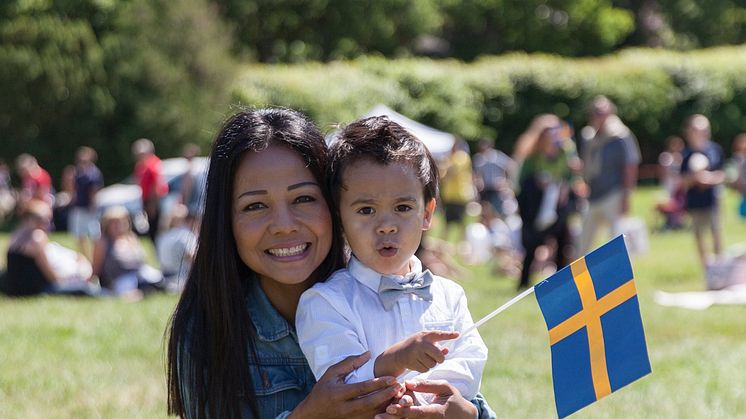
top-left (3, 96), bottom-right (746, 297)
top-left (0, 140), bottom-right (200, 299)
top-left (432, 95), bottom-right (746, 290)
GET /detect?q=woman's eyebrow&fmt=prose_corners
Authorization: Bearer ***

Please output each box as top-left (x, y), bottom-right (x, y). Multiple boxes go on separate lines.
top-left (288, 181), bottom-right (318, 191)
top-left (237, 189), bottom-right (267, 199)
top-left (236, 181), bottom-right (318, 199)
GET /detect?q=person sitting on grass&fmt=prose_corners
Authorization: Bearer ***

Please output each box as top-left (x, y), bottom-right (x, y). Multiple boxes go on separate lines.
top-left (156, 203), bottom-right (197, 293)
top-left (92, 206), bottom-right (162, 298)
top-left (296, 116), bottom-right (491, 416)
top-left (0, 199), bottom-right (97, 297)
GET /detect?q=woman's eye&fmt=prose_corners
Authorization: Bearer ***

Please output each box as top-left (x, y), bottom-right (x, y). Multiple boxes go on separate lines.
top-left (396, 204), bottom-right (413, 212)
top-left (357, 207), bottom-right (375, 215)
top-left (244, 202), bottom-right (267, 212)
top-left (295, 195), bottom-right (316, 204)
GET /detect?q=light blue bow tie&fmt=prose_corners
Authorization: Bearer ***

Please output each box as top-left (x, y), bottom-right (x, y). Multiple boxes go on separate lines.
top-left (378, 270), bottom-right (434, 311)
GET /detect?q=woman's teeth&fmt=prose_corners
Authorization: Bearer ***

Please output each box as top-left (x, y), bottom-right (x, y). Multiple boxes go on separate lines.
top-left (267, 244), bottom-right (307, 257)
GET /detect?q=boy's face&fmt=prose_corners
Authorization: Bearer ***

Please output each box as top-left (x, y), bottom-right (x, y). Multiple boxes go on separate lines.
top-left (339, 158), bottom-right (435, 276)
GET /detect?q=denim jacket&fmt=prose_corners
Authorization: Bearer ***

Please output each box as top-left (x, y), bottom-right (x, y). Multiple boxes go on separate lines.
top-left (244, 279), bottom-right (316, 419)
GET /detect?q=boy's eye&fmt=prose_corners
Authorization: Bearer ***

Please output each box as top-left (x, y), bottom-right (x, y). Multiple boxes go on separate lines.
top-left (395, 204), bottom-right (413, 212)
top-left (357, 207), bottom-right (375, 215)
top-left (294, 195), bottom-right (315, 204)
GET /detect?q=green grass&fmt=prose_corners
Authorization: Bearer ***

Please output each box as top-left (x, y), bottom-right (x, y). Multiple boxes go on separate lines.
top-left (1, 187), bottom-right (745, 418)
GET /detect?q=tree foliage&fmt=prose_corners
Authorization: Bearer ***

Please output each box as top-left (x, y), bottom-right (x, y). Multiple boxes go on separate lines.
top-left (1, 0), bottom-right (745, 182)
top-left (0, 0), bottom-right (236, 182)
top-left (0, 7), bottom-right (112, 173)
top-left (213, 0), bottom-right (443, 61)
top-left (440, 0), bottom-right (635, 59)
top-left (214, 0), bottom-right (745, 61)
top-left (234, 46), bottom-right (746, 163)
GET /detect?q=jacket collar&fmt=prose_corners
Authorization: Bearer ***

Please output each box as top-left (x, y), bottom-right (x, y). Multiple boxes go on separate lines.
top-left (246, 278), bottom-right (292, 342)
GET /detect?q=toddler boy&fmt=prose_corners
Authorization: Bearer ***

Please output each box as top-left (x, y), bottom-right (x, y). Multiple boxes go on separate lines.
top-left (296, 116), bottom-right (487, 407)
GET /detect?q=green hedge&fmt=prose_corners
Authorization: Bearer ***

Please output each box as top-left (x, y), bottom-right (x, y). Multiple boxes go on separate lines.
top-left (233, 45), bottom-right (746, 161)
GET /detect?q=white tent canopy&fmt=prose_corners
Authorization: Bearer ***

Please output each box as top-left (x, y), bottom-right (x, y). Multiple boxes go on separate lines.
top-left (327, 104), bottom-right (456, 159)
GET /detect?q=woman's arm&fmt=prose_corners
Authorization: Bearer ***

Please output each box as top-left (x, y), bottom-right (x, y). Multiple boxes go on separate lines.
top-left (288, 353), bottom-right (402, 419)
top-left (91, 238), bottom-right (106, 279)
top-left (28, 229), bottom-right (59, 284)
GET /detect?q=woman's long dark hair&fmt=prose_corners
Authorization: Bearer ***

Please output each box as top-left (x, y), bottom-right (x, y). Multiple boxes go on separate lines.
top-left (166, 108), bottom-right (345, 418)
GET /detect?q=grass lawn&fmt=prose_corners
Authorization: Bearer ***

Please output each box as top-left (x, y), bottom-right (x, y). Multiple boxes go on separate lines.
top-left (1, 186), bottom-right (745, 418)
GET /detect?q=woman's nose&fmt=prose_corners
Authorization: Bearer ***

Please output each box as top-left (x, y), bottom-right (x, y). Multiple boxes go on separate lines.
top-left (269, 205), bottom-right (299, 234)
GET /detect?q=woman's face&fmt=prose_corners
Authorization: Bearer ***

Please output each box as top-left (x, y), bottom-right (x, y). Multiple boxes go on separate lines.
top-left (231, 144), bottom-right (332, 289)
top-left (539, 128), bottom-right (559, 157)
top-left (106, 217), bottom-right (129, 238)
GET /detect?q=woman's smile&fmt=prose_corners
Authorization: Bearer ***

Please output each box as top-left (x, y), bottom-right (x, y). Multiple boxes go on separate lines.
top-left (265, 242), bottom-right (310, 258)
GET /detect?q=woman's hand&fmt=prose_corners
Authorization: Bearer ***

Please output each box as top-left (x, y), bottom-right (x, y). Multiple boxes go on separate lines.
top-left (290, 352), bottom-right (402, 419)
top-left (374, 379), bottom-right (478, 419)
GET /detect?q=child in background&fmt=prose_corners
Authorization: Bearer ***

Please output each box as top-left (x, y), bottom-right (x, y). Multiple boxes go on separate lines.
top-left (680, 114), bottom-right (725, 269)
top-left (296, 117), bottom-right (488, 411)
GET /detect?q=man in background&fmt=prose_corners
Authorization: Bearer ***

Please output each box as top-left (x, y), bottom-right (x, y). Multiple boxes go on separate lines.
top-left (132, 138), bottom-right (167, 244)
top-left (577, 95), bottom-right (641, 255)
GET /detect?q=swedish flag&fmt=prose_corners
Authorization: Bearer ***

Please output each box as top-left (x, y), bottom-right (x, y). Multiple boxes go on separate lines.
top-left (535, 235), bottom-right (651, 418)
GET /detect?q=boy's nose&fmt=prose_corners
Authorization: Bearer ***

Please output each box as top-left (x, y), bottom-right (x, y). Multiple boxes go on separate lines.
top-left (377, 222), bottom-right (398, 235)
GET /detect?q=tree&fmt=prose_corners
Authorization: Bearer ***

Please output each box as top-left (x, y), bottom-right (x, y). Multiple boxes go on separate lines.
top-left (0, 0), bottom-right (237, 181)
top-left (440, 0), bottom-right (635, 59)
top-left (0, 6), bottom-right (113, 177)
top-left (214, 0), bottom-right (442, 61)
top-left (100, 0), bottom-right (237, 178)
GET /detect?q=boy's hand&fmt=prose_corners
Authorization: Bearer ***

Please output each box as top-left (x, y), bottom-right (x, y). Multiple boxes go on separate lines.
top-left (375, 379), bottom-right (477, 419)
top-left (374, 331), bottom-right (460, 378)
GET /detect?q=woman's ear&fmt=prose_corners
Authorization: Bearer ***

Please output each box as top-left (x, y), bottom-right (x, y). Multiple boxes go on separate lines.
top-left (422, 198), bottom-right (437, 230)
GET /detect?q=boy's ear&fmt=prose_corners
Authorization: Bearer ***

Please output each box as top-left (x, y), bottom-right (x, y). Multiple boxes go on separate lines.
top-left (422, 198), bottom-right (437, 230)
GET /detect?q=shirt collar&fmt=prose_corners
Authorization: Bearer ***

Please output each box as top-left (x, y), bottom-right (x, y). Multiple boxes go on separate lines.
top-left (246, 278), bottom-right (292, 342)
top-left (347, 255), bottom-right (424, 292)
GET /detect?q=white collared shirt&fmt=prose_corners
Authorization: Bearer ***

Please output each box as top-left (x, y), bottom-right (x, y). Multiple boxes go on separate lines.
top-left (296, 255), bottom-right (487, 399)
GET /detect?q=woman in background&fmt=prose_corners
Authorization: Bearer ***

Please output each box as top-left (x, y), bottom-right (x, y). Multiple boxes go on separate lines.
top-left (92, 206), bottom-right (162, 298)
top-left (1, 199), bottom-right (95, 296)
top-left (514, 115), bottom-right (576, 290)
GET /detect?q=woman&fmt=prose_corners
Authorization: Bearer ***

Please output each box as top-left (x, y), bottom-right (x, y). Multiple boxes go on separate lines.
top-left (92, 205), bottom-right (162, 297)
top-left (514, 115), bottom-right (576, 290)
top-left (166, 108), bottom-right (490, 418)
top-left (1, 199), bottom-right (95, 296)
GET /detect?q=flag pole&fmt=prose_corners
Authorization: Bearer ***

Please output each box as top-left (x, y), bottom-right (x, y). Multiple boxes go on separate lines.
top-left (461, 285), bottom-right (536, 336)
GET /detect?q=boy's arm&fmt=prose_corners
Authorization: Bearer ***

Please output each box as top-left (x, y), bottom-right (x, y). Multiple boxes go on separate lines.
top-left (409, 284), bottom-right (488, 401)
top-left (374, 330), bottom-right (460, 378)
top-left (296, 287), bottom-right (377, 383)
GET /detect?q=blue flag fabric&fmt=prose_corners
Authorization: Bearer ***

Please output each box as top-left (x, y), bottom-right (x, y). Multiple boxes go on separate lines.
top-left (534, 235), bottom-right (651, 418)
